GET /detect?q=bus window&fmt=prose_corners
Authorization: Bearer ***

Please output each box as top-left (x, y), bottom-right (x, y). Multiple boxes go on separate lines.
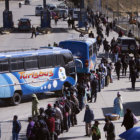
top-left (0, 59), bottom-right (9, 72)
top-left (56, 54), bottom-right (65, 66)
top-left (39, 55), bottom-right (46, 68)
top-left (46, 55), bottom-right (55, 68)
top-left (25, 56), bottom-right (38, 70)
top-left (63, 53), bottom-right (73, 64)
top-left (10, 58), bottom-right (24, 71)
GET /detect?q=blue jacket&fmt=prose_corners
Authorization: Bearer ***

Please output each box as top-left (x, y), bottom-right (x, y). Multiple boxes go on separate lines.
top-left (12, 120), bottom-right (21, 133)
top-left (84, 109), bottom-right (94, 123)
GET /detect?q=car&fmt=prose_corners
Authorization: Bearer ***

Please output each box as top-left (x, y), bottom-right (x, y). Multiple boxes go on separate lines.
top-left (57, 3), bottom-right (68, 9)
top-left (46, 4), bottom-right (56, 11)
top-left (18, 18), bottom-right (31, 31)
top-left (52, 8), bottom-right (68, 19)
top-left (24, 0), bottom-right (30, 5)
top-left (35, 5), bottom-right (43, 16)
top-left (117, 36), bottom-right (138, 53)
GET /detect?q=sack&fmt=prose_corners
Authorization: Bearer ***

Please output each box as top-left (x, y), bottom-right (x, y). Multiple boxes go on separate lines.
top-left (133, 113), bottom-right (139, 125)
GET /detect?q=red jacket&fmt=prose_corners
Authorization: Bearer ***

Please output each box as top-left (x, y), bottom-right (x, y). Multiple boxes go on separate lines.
top-left (46, 117), bottom-right (55, 133)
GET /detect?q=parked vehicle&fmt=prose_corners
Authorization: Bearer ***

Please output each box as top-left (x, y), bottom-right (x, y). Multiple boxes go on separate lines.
top-left (18, 18), bottom-right (31, 31)
top-left (52, 8), bottom-right (68, 19)
top-left (35, 5), bottom-right (43, 16)
top-left (117, 36), bottom-right (138, 53)
top-left (72, 8), bottom-right (80, 20)
top-left (0, 47), bottom-right (81, 105)
top-left (59, 38), bottom-right (97, 77)
top-left (24, 0), bottom-right (30, 5)
top-left (57, 3), bottom-right (68, 9)
top-left (46, 4), bottom-right (56, 11)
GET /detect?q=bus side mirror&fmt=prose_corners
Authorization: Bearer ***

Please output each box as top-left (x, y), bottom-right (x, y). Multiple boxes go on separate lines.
top-left (75, 59), bottom-right (83, 69)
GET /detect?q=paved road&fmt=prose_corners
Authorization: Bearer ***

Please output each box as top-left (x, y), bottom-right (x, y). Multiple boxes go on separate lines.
top-left (0, 0), bottom-right (140, 140)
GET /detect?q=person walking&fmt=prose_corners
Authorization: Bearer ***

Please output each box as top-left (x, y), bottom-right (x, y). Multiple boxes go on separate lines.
top-left (32, 94), bottom-right (39, 117)
top-left (31, 26), bottom-right (36, 38)
top-left (121, 54), bottom-right (128, 76)
top-left (106, 24), bottom-right (110, 37)
top-left (54, 15), bottom-right (58, 26)
top-left (91, 120), bottom-right (101, 140)
top-left (84, 105), bottom-right (94, 136)
top-left (130, 67), bottom-right (137, 90)
top-left (88, 31), bottom-right (94, 38)
top-left (104, 118), bottom-right (115, 140)
top-left (121, 108), bottom-right (134, 130)
top-left (12, 115), bottom-right (21, 140)
top-left (115, 59), bottom-right (122, 80)
top-left (113, 92), bottom-right (124, 117)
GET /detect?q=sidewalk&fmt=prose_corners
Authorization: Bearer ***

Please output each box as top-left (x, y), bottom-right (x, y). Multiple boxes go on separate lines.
top-left (0, 20), bottom-right (140, 140)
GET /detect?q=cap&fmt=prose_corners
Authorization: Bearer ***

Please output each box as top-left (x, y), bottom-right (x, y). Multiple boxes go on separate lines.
top-left (32, 94), bottom-right (36, 98)
top-left (48, 104), bottom-right (52, 107)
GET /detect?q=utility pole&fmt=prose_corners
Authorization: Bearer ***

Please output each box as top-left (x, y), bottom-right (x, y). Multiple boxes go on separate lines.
top-left (137, 0), bottom-right (138, 18)
top-left (106, 0), bottom-right (108, 16)
top-left (117, 0), bottom-right (119, 23)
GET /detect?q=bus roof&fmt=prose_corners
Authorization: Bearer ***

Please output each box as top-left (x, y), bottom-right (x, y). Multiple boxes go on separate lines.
top-left (60, 38), bottom-right (97, 46)
top-left (0, 47), bottom-right (70, 59)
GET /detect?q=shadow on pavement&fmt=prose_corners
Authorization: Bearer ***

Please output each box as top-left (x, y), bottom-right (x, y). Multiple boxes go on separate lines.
top-left (102, 101), bottom-right (140, 117)
top-left (0, 92), bottom-right (59, 108)
top-left (104, 87), bottom-right (140, 92)
top-left (24, 15), bottom-right (36, 17)
top-left (123, 101), bottom-right (140, 116)
top-left (51, 28), bottom-right (69, 33)
top-left (19, 133), bottom-right (27, 140)
top-left (59, 135), bottom-right (86, 140)
top-left (102, 107), bottom-right (113, 116)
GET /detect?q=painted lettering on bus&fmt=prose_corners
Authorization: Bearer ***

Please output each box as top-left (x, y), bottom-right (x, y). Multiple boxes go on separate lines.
top-left (19, 71), bottom-right (54, 79)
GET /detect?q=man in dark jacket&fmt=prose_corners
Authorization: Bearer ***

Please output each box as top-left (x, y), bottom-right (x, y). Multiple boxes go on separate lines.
top-left (90, 76), bottom-right (98, 103)
top-left (130, 68), bottom-right (137, 90)
top-left (115, 59), bottom-right (122, 80)
top-left (121, 108), bottom-right (134, 130)
top-left (12, 115), bottom-right (21, 140)
top-left (104, 118), bottom-right (115, 140)
top-left (39, 121), bottom-right (50, 140)
top-left (84, 105), bottom-right (94, 136)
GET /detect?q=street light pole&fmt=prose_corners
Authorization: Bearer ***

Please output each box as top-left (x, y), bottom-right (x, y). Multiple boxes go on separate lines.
top-left (106, 0), bottom-right (108, 16)
top-left (117, 0), bottom-right (119, 22)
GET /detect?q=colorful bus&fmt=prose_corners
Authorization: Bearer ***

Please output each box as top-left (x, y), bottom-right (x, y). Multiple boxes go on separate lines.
top-left (0, 47), bottom-right (78, 105)
top-left (59, 38), bottom-right (97, 75)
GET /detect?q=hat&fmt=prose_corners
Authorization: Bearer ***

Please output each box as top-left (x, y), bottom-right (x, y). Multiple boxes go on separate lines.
top-left (32, 94), bottom-right (36, 98)
top-left (48, 104), bottom-right (52, 107)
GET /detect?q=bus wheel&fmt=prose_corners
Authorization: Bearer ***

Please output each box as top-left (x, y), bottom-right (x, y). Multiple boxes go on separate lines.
top-left (11, 92), bottom-right (21, 105)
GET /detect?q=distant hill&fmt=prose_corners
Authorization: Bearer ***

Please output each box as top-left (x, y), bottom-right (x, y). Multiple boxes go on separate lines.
top-left (86, 0), bottom-right (140, 15)
top-left (102, 0), bottom-right (140, 13)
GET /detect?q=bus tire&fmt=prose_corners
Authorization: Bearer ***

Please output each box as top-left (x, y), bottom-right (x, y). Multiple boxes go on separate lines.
top-left (11, 92), bottom-right (21, 105)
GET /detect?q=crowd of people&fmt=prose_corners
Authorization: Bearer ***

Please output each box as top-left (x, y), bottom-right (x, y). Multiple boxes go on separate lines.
top-left (10, 8), bottom-right (140, 140)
